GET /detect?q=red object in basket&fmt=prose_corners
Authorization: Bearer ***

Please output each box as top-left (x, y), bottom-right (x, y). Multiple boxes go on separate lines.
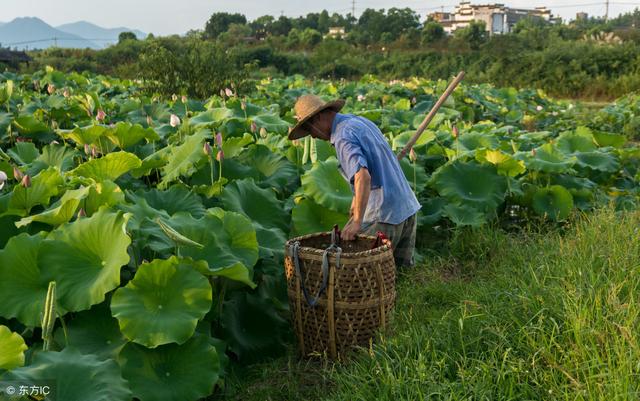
top-left (371, 231), bottom-right (389, 249)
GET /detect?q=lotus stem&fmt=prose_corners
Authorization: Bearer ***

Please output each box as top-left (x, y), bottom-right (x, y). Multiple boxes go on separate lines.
top-left (42, 281), bottom-right (56, 351)
top-left (209, 155), bottom-right (215, 186)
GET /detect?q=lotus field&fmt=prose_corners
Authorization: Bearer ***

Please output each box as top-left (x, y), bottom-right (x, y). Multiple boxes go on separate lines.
top-left (0, 67), bottom-right (639, 400)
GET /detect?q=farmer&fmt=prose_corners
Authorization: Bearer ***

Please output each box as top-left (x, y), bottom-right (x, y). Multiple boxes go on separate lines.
top-left (288, 94), bottom-right (421, 267)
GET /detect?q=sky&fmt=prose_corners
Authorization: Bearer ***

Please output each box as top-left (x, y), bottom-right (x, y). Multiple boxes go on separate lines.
top-left (1, 0), bottom-right (638, 35)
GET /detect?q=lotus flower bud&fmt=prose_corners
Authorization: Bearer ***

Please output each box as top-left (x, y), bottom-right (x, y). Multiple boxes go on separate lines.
top-left (532, 148), bottom-right (537, 156)
top-left (0, 170), bottom-right (7, 190)
top-left (219, 89), bottom-right (226, 98)
top-left (170, 114), bottom-right (181, 127)
top-left (225, 88), bottom-right (234, 97)
top-left (203, 142), bottom-right (212, 156)
top-left (146, 115), bottom-right (153, 126)
top-left (21, 175), bottom-right (31, 188)
top-left (91, 146), bottom-right (98, 158)
top-left (357, 94), bottom-right (365, 102)
top-left (260, 127), bottom-right (267, 138)
top-left (250, 121), bottom-right (257, 133)
top-left (172, 94), bottom-right (178, 102)
top-left (16, 137), bottom-right (27, 143)
top-left (411, 96), bottom-right (417, 105)
top-left (33, 80), bottom-right (40, 91)
top-left (536, 105), bottom-right (543, 111)
top-left (13, 167), bottom-right (23, 181)
top-left (47, 84), bottom-right (55, 95)
top-left (216, 150), bottom-right (224, 162)
top-left (181, 95), bottom-right (187, 103)
top-left (409, 148), bottom-right (417, 162)
top-left (84, 144), bottom-right (91, 155)
top-left (241, 101), bottom-right (246, 111)
top-left (452, 125), bottom-right (459, 139)
top-left (63, 88), bottom-right (70, 98)
top-left (51, 140), bottom-right (60, 145)
top-left (96, 109), bottom-right (106, 121)
top-left (215, 132), bottom-right (223, 148)
top-left (77, 208), bottom-right (86, 218)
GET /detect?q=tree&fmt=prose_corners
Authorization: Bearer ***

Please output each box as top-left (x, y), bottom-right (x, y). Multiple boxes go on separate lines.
top-left (118, 32), bottom-right (137, 43)
top-left (204, 12), bottom-right (247, 39)
top-left (422, 21), bottom-right (445, 44)
top-left (454, 21), bottom-right (487, 50)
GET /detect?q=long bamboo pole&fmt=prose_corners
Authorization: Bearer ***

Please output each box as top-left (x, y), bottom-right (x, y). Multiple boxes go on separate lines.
top-left (397, 71), bottom-right (465, 161)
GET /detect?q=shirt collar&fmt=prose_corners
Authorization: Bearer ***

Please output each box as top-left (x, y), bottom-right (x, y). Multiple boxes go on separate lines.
top-left (330, 113), bottom-right (349, 145)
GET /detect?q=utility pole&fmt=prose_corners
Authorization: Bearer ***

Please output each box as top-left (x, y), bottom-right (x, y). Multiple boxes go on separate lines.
top-left (605, 0), bottom-right (609, 21)
top-left (352, 0), bottom-right (356, 18)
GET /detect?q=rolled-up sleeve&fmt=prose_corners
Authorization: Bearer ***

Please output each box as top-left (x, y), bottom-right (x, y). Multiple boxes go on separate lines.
top-left (335, 132), bottom-right (368, 185)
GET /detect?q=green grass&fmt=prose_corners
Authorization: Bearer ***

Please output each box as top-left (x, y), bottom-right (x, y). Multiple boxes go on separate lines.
top-left (217, 209), bottom-right (640, 400)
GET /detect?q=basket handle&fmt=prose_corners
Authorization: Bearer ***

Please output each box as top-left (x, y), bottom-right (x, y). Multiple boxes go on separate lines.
top-left (290, 240), bottom-right (341, 308)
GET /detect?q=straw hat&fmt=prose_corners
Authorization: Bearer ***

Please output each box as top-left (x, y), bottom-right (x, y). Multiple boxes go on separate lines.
top-left (288, 94), bottom-right (345, 140)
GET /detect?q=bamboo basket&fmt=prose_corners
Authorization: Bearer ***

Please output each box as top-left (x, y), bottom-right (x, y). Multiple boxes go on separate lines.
top-left (284, 232), bottom-right (396, 359)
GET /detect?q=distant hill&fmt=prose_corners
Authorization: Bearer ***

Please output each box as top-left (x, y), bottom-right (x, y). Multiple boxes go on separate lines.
top-left (0, 17), bottom-right (145, 50)
top-left (56, 21), bottom-right (146, 46)
top-left (0, 17), bottom-right (98, 50)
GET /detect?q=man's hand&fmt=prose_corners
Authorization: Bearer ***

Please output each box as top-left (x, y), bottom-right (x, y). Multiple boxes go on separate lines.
top-left (342, 219), bottom-right (361, 241)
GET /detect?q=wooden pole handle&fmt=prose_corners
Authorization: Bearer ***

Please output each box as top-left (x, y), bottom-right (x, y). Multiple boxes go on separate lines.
top-left (397, 71), bottom-right (465, 161)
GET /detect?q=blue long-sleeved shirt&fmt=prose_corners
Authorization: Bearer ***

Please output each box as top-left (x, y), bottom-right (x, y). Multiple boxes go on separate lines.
top-left (330, 113), bottom-right (421, 225)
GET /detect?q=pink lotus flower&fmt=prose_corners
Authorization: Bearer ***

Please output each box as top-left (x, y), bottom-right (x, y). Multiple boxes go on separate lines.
top-left (170, 114), bottom-right (181, 127)
top-left (225, 88), bottom-right (234, 97)
top-left (21, 175), bottom-right (31, 188)
top-left (215, 132), bottom-right (223, 148)
top-left (146, 116), bottom-right (153, 126)
top-left (96, 109), bottom-right (106, 121)
top-left (63, 88), bottom-right (70, 98)
top-left (0, 171), bottom-right (7, 190)
top-left (13, 167), bottom-right (23, 181)
top-left (250, 121), bottom-right (257, 133)
top-left (409, 148), bottom-right (417, 162)
top-left (84, 144), bottom-right (91, 155)
top-left (203, 142), bottom-right (212, 156)
top-left (77, 208), bottom-right (86, 218)
top-left (452, 126), bottom-right (459, 139)
top-left (172, 94), bottom-right (178, 102)
top-left (91, 146), bottom-right (98, 158)
top-left (357, 94), bottom-right (365, 102)
top-left (47, 84), bottom-right (55, 95)
top-left (181, 95), bottom-right (187, 103)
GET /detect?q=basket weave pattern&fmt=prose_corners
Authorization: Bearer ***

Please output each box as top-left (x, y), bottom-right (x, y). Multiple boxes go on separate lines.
top-left (284, 233), bottom-right (396, 358)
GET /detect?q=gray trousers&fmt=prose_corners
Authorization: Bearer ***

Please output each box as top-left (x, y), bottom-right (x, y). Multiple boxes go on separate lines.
top-left (361, 213), bottom-right (417, 268)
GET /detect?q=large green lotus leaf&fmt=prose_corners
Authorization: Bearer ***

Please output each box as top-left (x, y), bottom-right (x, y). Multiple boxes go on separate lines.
top-left (53, 302), bottom-right (127, 361)
top-left (28, 144), bottom-right (77, 174)
top-left (430, 161), bottom-right (508, 212)
top-left (0, 233), bottom-right (53, 326)
top-left (532, 185), bottom-right (574, 221)
top-left (0, 325), bottom-right (27, 370)
top-left (107, 121), bottom-right (160, 149)
top-left (118, 335), bottom-right (220, 401)
top-left (111, 257), bottom-right (212, 348)
top-left (7, 142), bottom-right (39, 165)
top-left (221, 178), bottom-right (288, 232)
top-left (238, 145), bottom-right (298, 191)
top-left (220, 178), bottom-right (289, 258)
top-left (443, 203), bottom-right (487, 226)
top-left (252, 113), bottom-right (290, 135)
top-left (84, 180), bottom-right (125, 216)
top-left (418, 196), bottom-right (446, 226)
top-left (16, 186), bottom-right (91, 228)
top-left (222, 133), bottom-right (254, 158)
top-left (391, 130), bottom-right (435, 151)
top-left (458, 131), bottom-right (499, 151)
top-left (476, 149), bottom-right (526, 177)
top-left (221, 291), bottom-right (289, 363)
top-left (302, 157), bottom-right (352, 214)
top-left (12, 114), bottom-right (50, 135)
top-left (519, 143), bottom-right (576, 173)
top-left (7, 167), bottom-right (64, 215)
top-left (593, 131), bottom-right (626, 148)
top-left (131, 185), bottom-right (205, 218)
top-left (159, 130), bottom-right (208, 188)
top-left (504, 109), bottom-right (523, 123)
top-left (292, 198), bottom-right (349, 235)
top-left (574, 150), bottom-right (620, 172)
top-left (165, 211), bottom-right (258, 286)
top-left (58, 124), bottom-right (110, 146)
top-left (3, 347), bottom-right (131, 401)
top-left (189, 108), bottom-right (233, 127)
top-left (0, 214), bottom-right (20, 249)
top-left (130, 145), bottom-right (171, 178)
top-left (39, 209), bottom-right (131, 313)
top-left (556, 130), bottom-right (597, 154)
top-left (400, 158), bottom-right (429, 191)
top-left (69, 151), bottom-right (142, 181)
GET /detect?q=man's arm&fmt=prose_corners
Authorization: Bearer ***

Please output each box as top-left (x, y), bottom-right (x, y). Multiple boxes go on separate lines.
top-left (343, 167), bottom-right (371, 240)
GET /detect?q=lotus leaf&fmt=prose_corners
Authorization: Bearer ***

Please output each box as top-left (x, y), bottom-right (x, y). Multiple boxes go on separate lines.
top-left (0, 325), bottom-right (27, 370)
top-left (301, 157), bottom-right (352, 214)
top-left (292, 198), bottom-right (349, 235)
top-left (16, 186), bottom-right (91, 227)
top-left (532, 185), bottom-right (574, 221)
top-left (70, 151), bottom-right (142, 181)
top-left (7, 167), bottom-right (64, 215)
top-left (159, 130), bottom-right (208, 188)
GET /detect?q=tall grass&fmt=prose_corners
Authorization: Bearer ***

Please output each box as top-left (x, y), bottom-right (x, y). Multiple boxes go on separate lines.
top-left (219, 209), bottom-right (640, 400)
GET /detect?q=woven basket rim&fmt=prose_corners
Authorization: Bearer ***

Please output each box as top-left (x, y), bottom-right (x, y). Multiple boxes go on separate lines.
top-left (285, 231), bottom-right (392, 257)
